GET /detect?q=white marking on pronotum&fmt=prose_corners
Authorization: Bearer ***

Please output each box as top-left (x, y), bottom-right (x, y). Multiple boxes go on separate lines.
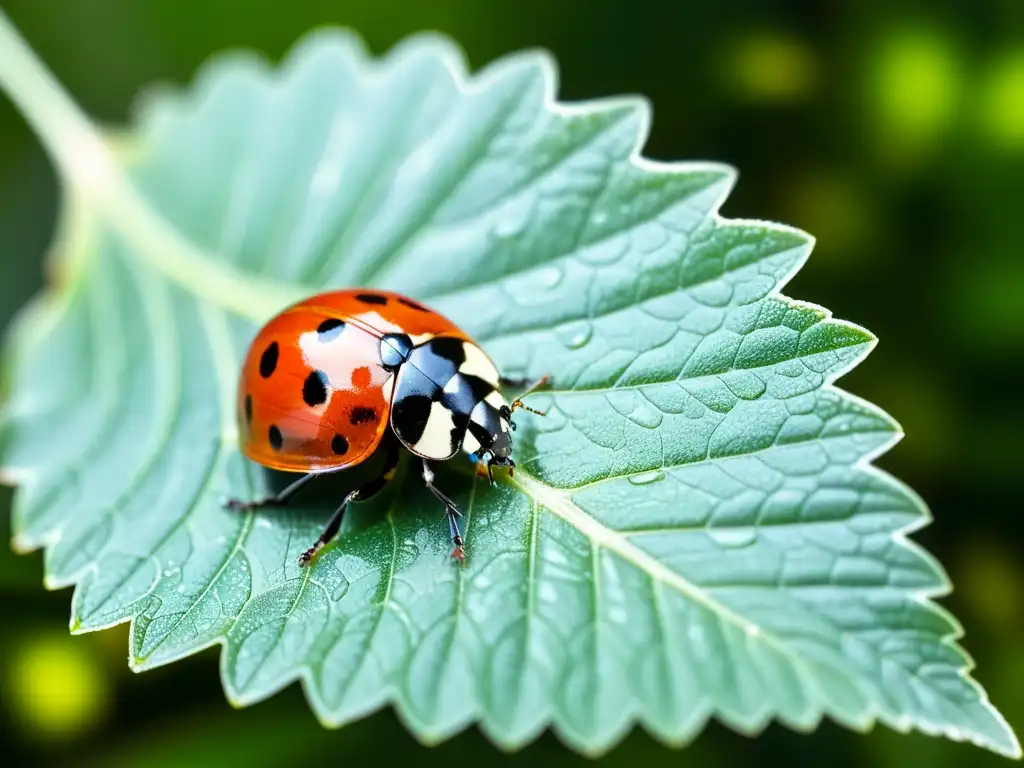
top-left (414, 400), bottom-right (458, 458)
top-left (462, 429), bottom-right (482, 455)
top-left (484, 389), bottom-right (505, 409)
top-left (460, 342), bottom-right (499, 386)
top-left (407, 331), bottom-right (434, 347)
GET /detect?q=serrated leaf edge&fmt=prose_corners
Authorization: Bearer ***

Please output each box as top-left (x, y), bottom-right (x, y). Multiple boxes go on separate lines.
top-left (0, 15), bottom-right (1018, 761)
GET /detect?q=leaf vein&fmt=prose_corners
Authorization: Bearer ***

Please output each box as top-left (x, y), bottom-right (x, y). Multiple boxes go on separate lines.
top-left (420, 173), bottom-right (728, 304)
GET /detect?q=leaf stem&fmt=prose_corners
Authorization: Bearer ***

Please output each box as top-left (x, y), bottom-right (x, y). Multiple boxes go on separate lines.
top-left (0, 10), bottom-right (305, 323)
top-left (0, 10), bottom-right (118, 194)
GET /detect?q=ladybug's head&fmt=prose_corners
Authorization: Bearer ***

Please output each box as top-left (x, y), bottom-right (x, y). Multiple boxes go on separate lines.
top-left (472, 381), bottom-right (549, 486)
top-left (475, 404), bottom-right (517, 485)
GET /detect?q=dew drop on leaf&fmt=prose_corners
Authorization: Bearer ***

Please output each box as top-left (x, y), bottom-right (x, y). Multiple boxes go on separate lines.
top-left (625, 402), bottom-right (663, 429)
top-left (533, 265), bottom-right (563, 288)
top-left (607, 606), bottom-right (628, 625)
top-left (473, 574), bottom-right (491, 590)
top-left (538, 582), bottom-right (559, 604)
top-left (330, 575), bottom-right (350, 602)
top-left (554, 321), bottom-right (592, 349)
top-left (507, 269), bottom-right (564, 306)
top-left (627, 469), bottom-right (666, 486)
top-left (491, 201), bottom-right (531, 240)
top-left (707, 528), bottom-right (758, 548)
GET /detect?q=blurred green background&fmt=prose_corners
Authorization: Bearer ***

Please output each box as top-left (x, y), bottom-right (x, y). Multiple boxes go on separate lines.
top-left (1, 0), bottom-right (1022, 766)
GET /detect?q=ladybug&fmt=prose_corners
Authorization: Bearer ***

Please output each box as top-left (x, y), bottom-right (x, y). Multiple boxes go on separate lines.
top-left (224, 288), bottom-right (549, 567)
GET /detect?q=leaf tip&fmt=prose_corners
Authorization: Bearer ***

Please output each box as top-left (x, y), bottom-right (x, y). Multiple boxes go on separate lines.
top-left (127, 651), bottom-right (153, 674)
top-left (0, 465), bottom-right (24, 488)
top-left (42, 573), bottom-right (64, 591)
top-left (10, 530), bottom-right (35, 555)
top-left (998, 727), bottom-right (1023, 760)
top-left (282, 24), bottom-right (373, 67)
top-left (380, 28), bottom-right (472, 81)
top-left (951, 668), bottom-right (1024, 760)
top-left (1009, 738), bottom-right (1024, 761)
top-left (958, 707), bottom-right (1023, 761)
top-left (130, 47), bottom-right (274, 136)
top-left (477, 45), bottom-right (561, 106)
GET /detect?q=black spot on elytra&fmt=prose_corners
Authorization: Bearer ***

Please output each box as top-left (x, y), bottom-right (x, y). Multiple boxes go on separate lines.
top-left (349, 406), bottom-right (377, 426)
top-left (391, 393), bottom-right (431, 444)
top-left (332, 434), bottom-right (349, 455)
top-left (259, 341), bottom-right (279, 378)
top-left (302, 370), bottom-right (328, 407)
top-left (244, 394), bottom-right (253, 424)
top-left (397, 296), bottom-right (429, 312)
top-left (268, 425), bottom-right (283, 451)
top-left (355, 292), bottom-right (388, 305)
top-left (317, 318), bottom-right (345, 341)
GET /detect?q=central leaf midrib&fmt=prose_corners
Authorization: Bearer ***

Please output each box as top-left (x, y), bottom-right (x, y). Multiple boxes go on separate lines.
top-left (514, 468), bottom-right (984, 730)
top-left (511, 470), bottom-right (817, 678)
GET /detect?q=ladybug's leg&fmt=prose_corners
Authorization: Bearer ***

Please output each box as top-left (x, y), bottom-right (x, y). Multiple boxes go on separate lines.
top-left (298, 488), bottom-right (359, 568)
top-left (298, 437), bottom-right (401, 567)
top-left (224, 472), bottom-right (317, 511)
top-left (420, 459), bottom-right (466, 563)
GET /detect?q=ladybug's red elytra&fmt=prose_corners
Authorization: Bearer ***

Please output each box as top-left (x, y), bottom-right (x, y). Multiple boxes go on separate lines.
top-left (224, 288), bottom-right (549, 567)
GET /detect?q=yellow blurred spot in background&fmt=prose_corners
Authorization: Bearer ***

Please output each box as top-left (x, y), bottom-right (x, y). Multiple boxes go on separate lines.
top-left (4, 632), bottom-right (113, 741)
top-left (723, 30), bottom-right (817, 104)
top-left (867, 27), bottom-right (962, 166)
top-left (956, 259), bottom-right (1024, 348)
top-left (89, 621), bottom-right (131, 665)
top-left (956, 536), bottom-right (1022, 631)
top-left (867, 367), bottom-right (956, 469)
top-left (978, 48), bottom-right (1024, 151)
top-left (784, 171), bottom-right (874, 265)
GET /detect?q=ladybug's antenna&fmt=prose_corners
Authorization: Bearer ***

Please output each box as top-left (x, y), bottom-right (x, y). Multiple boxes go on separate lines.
top-left (511, 400), bottom-right (546, 416)
top-left (508, 374), bottom-right (552, 417)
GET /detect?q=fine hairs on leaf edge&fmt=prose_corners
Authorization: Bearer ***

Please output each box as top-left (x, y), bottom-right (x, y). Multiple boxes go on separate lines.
top-left (0, 21), bottom-right (1019, 762)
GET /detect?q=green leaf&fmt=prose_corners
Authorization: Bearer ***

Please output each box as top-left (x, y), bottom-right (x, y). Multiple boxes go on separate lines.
top-left (0, 18), bottom-right (1018, 759)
